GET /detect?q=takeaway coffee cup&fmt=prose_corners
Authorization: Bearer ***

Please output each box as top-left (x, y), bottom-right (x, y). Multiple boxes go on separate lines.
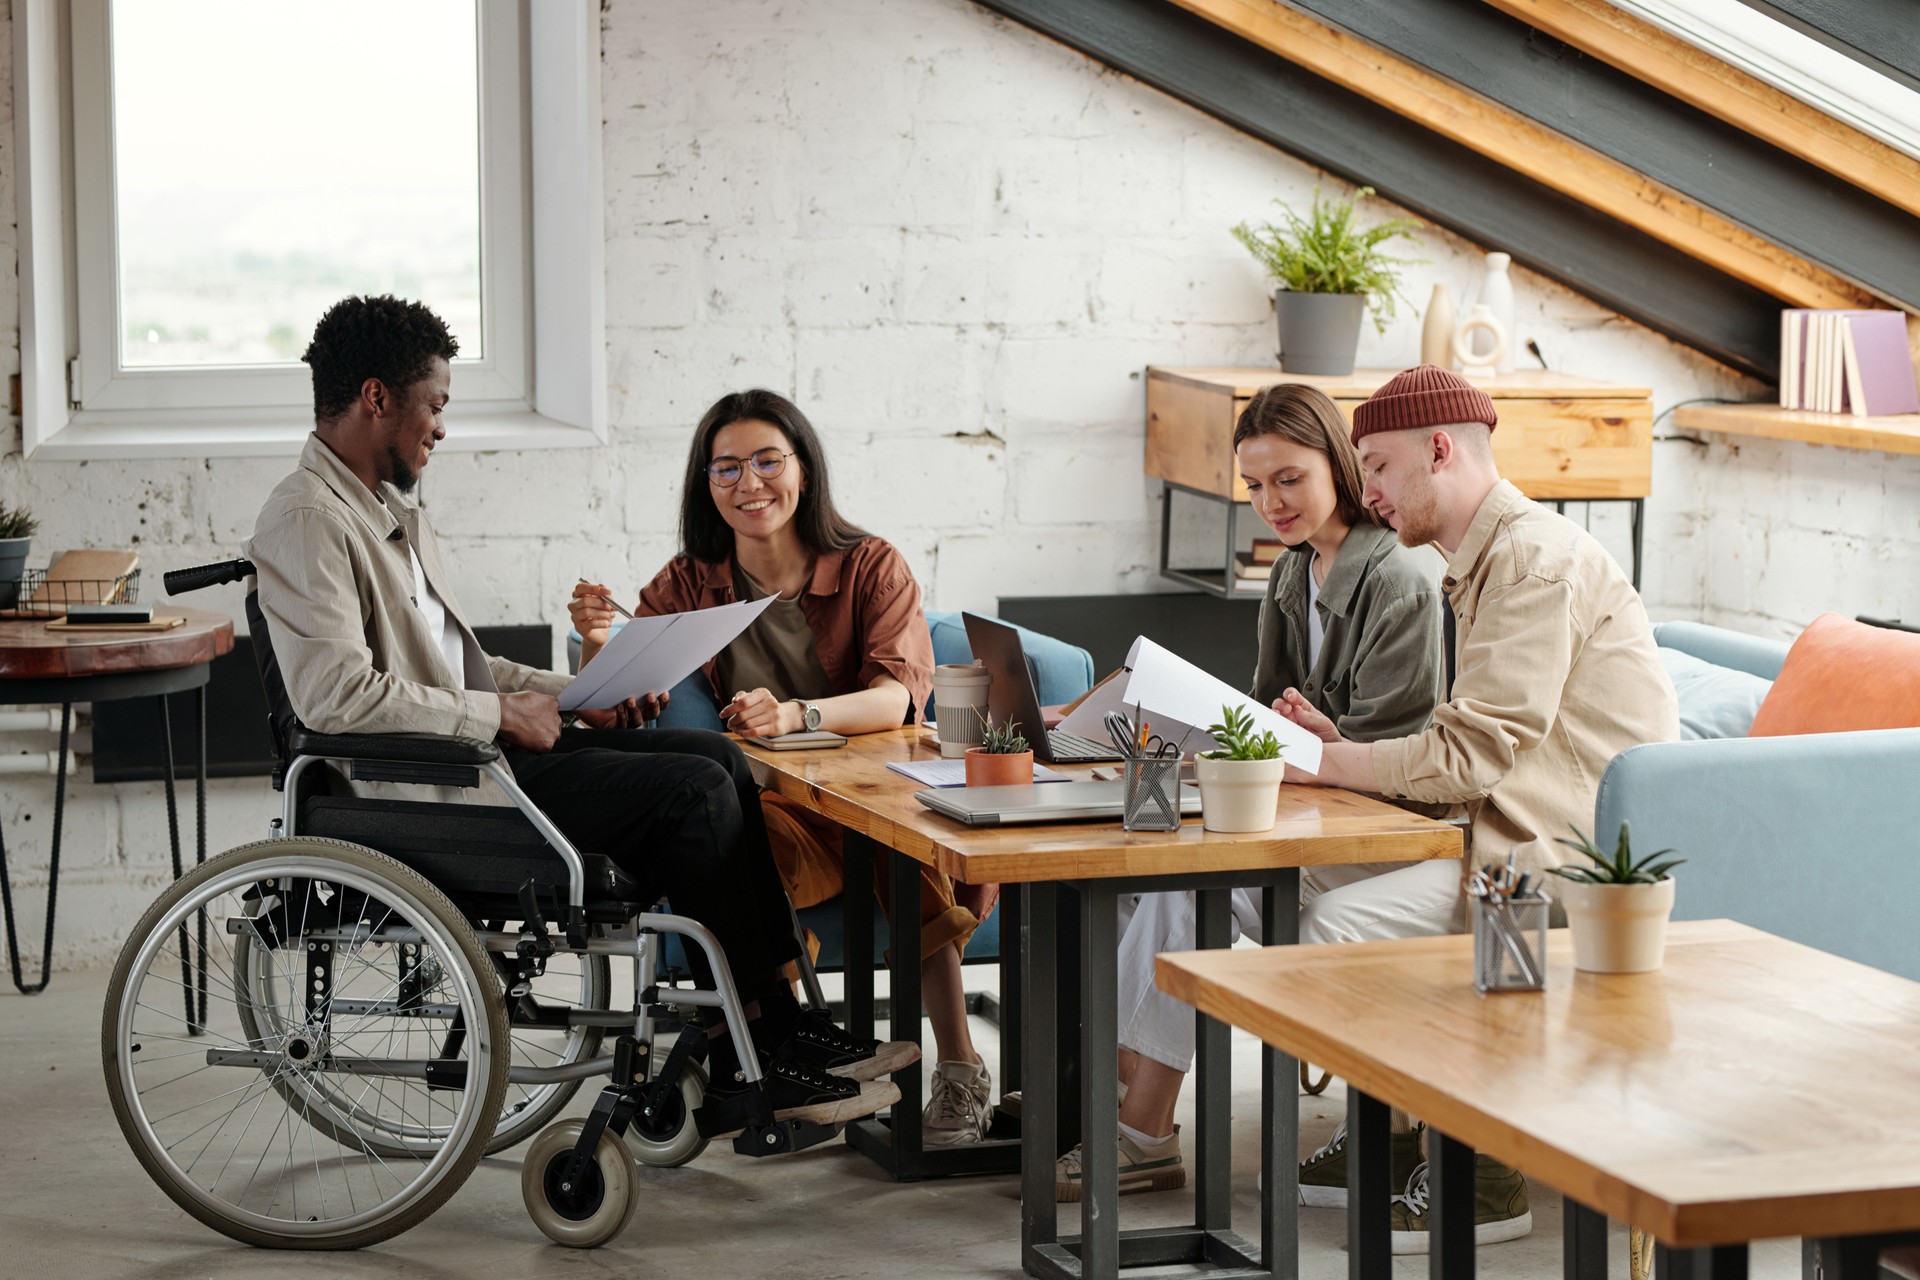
top-left (930, 662), bottom-right (992, 758)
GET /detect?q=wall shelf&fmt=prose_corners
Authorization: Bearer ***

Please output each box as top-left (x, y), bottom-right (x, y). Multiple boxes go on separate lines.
top-left (1673, 403), bottom-right (1920, 457)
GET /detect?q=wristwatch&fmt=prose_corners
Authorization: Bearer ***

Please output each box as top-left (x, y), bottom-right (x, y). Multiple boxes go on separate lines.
top-left (793, 699), bottom-right (823, 732)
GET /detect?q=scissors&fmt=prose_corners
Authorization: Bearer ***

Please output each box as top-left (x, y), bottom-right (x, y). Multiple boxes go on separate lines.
top-left (1104, 710), bottom-right (1140, 759)
top-left (1144, 735), bottom-right (1181, 759)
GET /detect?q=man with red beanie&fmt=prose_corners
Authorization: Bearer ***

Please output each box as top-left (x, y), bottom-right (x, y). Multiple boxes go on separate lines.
top-left (1276, 363), bottom-right (1677, 1252)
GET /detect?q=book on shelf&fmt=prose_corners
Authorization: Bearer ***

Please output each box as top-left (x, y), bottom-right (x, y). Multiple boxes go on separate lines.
top-left (1247, 538), bottom-right (1283, 565)
top-left (1779, 308), bottom-right (1918, 416)
top-left (1233, 551), bottom-right (1274, 580)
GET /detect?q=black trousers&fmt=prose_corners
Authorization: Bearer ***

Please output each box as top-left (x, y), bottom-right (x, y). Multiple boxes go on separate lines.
top-left (505, 727), bottom-right (801, 996)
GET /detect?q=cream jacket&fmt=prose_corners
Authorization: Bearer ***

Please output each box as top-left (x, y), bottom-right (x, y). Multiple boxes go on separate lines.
top-left (1370, 481), bottom-right (1678, 875)
top-left (245, 435), bottom-right (568, 801)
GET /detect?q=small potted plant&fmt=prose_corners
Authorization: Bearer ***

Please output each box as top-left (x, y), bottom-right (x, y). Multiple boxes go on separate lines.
top-left (965, 717), bottom-right (1033, 788)
top-left (1194, 704), bottom-right (1285, 833)
top-left (1548, 823), bottom-right (1684, 974)
top-left (1231, 185), bottom-right (1421, 376)
top-left (0, 498), bottom-right (38, 610)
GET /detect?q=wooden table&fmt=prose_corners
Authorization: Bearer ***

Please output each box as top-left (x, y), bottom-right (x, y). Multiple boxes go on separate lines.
top-left (0, 608), bottom-right (234, 996)
top-left (1146, 367), bottom-right (1655, 593)
top-left (1158, 920), bottom-right (1920, 1280)
top-left (743, 727), bottom-right (1461, 1280)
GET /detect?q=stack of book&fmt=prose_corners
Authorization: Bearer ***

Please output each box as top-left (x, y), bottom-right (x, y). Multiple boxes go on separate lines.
top-left (1232, 538), bottom-right (1283, 593)
top-left (1779, 309), bottom-right (1920, 417)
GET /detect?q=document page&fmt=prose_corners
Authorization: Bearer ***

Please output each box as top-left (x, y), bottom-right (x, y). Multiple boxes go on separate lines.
top-left (1056, 636), bottom-right (1324, 774)
top-left (558, 595), bottom-right (779, 712)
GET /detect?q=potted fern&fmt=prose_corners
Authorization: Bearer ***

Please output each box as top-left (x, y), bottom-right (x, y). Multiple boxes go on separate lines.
top-left (0, 498), bottom-right (38, 611)
top-left (965, 717), bottom-right (1033, 788)
top-left (1548, 823), bottom-right (1683, 973)
top-left (1231, 185), bottom-right (1421, 376)
top-left (1194, 704), bottom-right (1285, 833)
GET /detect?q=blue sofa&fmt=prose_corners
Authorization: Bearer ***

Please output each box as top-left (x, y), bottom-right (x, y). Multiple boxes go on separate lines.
top-left (1593, 621), bottom-right (1920, 980)
top-left (566, 610), bottom-right (1097, 968)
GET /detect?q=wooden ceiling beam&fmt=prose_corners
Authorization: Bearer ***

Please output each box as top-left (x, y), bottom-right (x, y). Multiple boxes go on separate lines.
top-left (1481, 0), bottom-right (1920, 223)
top-left (1167, 0), bottom-right (1878, 311)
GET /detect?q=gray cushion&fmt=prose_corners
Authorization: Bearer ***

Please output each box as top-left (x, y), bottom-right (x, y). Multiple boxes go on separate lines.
top-left (1658, 647), bottom-right (1773, 741)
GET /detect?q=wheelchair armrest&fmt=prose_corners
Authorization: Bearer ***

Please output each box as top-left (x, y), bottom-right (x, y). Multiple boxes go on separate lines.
top-left (288, 725), bottom-right (502, 767)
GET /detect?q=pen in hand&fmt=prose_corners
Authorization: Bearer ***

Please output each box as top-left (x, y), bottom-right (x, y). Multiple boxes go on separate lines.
top-left (575, 578), bottom-right (636, 620)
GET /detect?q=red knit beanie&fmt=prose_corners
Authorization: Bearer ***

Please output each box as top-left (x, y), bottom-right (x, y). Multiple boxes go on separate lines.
top-left (1349, 364), bottom-right (1498, 446)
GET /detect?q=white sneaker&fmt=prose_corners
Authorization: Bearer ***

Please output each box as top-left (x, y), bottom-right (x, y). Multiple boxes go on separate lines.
top-left (1055, 1125), bottom-right (1184, 1202)
top-left (922, 1060), bottom-right (992, 1147)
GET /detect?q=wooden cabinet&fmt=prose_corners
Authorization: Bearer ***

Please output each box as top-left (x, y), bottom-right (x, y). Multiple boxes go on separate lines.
top-left (1145, 366), bottom-right (1654, 595)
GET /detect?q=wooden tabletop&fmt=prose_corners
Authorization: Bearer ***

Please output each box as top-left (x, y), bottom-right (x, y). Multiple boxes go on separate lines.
top-left (1157, 920), bottom-right (1920, 1247)
top-left (0, 607), bottom-right (235, 680)
top-left (740, 727), bottom-right (1461, 885)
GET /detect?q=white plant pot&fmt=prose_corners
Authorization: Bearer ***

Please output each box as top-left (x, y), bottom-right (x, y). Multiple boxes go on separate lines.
top-left (1194, 755), bottom-right (1285, 833)
top-left (1556, 877), bottom-right (1676, 973)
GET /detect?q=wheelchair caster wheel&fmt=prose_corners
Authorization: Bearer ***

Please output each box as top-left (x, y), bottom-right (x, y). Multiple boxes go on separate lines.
top-left (629, 1062), bottom-right (709, 1169)
top-left (522, 1119), bottom-right (640, 1248)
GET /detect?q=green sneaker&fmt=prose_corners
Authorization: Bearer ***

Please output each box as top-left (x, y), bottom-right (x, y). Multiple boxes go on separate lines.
top-left (1388, 1156), bottom-right (1533, 1255)
top-left (1297, 1120), bottom-right (1425, 1208)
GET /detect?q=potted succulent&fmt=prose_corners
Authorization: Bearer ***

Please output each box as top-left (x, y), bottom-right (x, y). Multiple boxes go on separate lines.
top-left (0, 498), bottom-right (38, 611)
top-left (965, 717), bottom-right (1033, 788)
top-left (1193, 704), bottom-right (1285, 833)
top-left (1231, 185), bottom-right (1421, 376)
top-left (1548, 823), bottom-right (1684, 974)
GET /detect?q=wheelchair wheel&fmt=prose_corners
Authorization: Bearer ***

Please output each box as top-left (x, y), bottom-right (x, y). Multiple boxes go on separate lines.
top-left (628, 1061), bottom-right (709, 1169)
top-left (103, 837), bottom-right (509, 1250)
top-left (490, 950), bottom-right (612, 1155)
top-left (521, 1118), bottom-right (641, 1249)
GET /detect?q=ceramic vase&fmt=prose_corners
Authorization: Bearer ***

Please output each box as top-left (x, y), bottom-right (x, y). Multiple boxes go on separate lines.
top-left (1420, 284), bottom-right (1456, 370)
top-left (1479, 252), bottom-right (1516, 373)
top-left (1557, 876), bottom-right (1677, 973)
top-left (965, 748), bottom-right (1034, 788)
top-left (1453, 304), bottom-right (1509, 382)
top-left (1193, 755), bottom-right (1284, 833)
top-left (1274, 291), bottom-right (1366, 376)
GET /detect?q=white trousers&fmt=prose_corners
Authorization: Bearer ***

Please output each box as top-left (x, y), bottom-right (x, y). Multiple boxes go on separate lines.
top-left (1115, 857), bottom-right (1462, 1072)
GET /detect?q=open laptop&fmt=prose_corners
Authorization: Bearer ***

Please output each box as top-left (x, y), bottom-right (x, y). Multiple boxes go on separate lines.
top-left (915, 779), bottom-right (1201, 827)
top-left (962, 612), bottom-right (1125, 764)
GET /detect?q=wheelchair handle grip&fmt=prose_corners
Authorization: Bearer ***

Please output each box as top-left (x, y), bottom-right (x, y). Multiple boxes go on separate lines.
top-left (165, 558), bottom-right (256, 596)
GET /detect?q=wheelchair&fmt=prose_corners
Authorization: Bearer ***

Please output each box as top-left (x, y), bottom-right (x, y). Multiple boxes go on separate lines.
top-left (102, 559), bottom-right (844, 1250)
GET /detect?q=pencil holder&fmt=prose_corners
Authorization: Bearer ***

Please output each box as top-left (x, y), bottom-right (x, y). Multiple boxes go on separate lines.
top-left (1472, 894), bottom-right (1549, 992)
top-left (1120, 756), bottom-right (1182, 832)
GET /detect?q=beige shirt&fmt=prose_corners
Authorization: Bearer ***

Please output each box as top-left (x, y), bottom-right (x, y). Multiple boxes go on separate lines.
top-left (245, 434), bottom-right (568, 803)
top-left (1370, 480), bottom-right (1678, 876)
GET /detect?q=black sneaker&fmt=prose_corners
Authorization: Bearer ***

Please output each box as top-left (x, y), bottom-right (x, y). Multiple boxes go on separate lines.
top-left (782, 1006), bottom-right (921, 1081)
top-left (696, 1048), bottom-right (900, 1140)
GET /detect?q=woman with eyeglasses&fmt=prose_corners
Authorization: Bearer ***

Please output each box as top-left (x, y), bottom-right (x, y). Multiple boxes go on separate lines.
top-left (569, 389), bottom-right (998, 1148)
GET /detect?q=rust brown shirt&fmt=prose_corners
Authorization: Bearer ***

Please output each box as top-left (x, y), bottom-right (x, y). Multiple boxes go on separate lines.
top-left (634, 536), bottom-right (935, 723)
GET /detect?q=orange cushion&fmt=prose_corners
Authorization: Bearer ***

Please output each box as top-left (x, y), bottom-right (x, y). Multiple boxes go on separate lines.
top-left (1747, 613), bottom-right (1920, 737)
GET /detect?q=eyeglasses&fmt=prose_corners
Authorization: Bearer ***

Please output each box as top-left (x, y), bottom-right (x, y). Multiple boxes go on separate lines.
top-left (705, 447), bottom-right (794, 488)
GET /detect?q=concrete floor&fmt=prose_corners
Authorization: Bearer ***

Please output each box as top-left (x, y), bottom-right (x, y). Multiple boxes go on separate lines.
top-left (4, 964), bottom-right (1805, 1280)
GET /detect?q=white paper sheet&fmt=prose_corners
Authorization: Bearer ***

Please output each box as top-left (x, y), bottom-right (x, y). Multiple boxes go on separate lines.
top-left (1056, 636), bottom-right (1324, 774)
top-left (557, 595), bottom-right (779, 712)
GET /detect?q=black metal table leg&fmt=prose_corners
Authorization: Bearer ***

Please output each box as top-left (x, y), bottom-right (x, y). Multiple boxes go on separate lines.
top-left (1561, 1197), bottom-right (1606, 1280)
top-left (1812, 1237), bottom-right (1879, 1280)
top-left (1023, 881), bottom-right (1063, 1258)
top-left (1195, 887), bottom-right (1233, 1234)
top-left (1261, 873), bottom-right (1300, 1280)
top-left (842, 833), bottom-right (876, 1045)
top-left (0, 702), bottom-right (71, 996)
top-left (1428, 1129), bottom-right (1476, 1280)
top-left (1348, 1089), bottom-right (1392, 1280)
top-left (1001, 882), bottom-right (1023, 1096)
top-left (1078, 879), bottom-right (1122, 1280)
top-left (887, 845), bottom-right (925, 1168)
top-left (1657, 1243), bottom-right (1750, 1280)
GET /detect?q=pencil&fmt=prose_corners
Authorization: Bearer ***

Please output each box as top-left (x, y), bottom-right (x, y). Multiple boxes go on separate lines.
top-left (576, 578), bottom-right (635, 621)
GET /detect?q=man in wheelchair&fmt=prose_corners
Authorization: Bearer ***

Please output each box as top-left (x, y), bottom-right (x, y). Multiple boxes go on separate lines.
top-left (244, 293), bottom-right (911, 1140)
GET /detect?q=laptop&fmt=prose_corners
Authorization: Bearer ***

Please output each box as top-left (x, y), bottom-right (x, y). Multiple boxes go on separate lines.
top-left (962, 613), bottom-right (1125, 764)
top-left (915, 779), bottom-right (1201, 827)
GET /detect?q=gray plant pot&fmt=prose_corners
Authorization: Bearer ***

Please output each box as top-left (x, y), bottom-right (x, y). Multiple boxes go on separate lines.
top-left (1274, 291), bottom-right (1367, 376)
top-left (0, 537), bottom-right (29, 610)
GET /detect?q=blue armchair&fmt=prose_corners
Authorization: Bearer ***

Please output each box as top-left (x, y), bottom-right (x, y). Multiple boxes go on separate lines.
top-left (1592, 621), bottom-right (1920, 980)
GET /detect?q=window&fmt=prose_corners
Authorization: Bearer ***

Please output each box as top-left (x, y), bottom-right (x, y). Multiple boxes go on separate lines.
top-left (13, 0), bottom-right (605, 459)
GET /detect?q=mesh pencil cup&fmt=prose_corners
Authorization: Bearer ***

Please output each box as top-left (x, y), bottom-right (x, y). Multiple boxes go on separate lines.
top-left (1472, 893), bottom-right (1548, 992)
top-left (1121, 756), bottom-right (1181, 831)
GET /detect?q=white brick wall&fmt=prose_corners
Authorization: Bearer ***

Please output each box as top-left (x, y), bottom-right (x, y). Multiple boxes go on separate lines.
top-left (2, 0), bottom-right (1914, 968)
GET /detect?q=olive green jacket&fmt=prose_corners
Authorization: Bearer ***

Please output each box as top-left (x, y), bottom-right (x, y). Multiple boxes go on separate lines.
top-left (1249, 522), bottom-right (1447, 745)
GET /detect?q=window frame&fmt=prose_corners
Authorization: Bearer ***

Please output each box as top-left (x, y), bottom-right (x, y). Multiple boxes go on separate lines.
top-left (12, 0), bottom-right (606, 460)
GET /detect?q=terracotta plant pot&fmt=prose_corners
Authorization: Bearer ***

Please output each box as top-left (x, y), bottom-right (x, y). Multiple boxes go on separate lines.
top-left (1556, 877), bottom-right (1677, 973)
top-left (1193, 755), bottom-right (1285, 833)
top-left (964, 748), bottom-right (1033, 788)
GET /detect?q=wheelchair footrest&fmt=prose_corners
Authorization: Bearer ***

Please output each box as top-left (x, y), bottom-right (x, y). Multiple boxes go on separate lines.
top-left (730, 1118), bottom-right (840, 1158)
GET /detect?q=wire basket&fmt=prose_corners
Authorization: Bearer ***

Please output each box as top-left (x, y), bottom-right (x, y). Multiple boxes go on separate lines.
top-left (0, 567), bottom-right (143, 617)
